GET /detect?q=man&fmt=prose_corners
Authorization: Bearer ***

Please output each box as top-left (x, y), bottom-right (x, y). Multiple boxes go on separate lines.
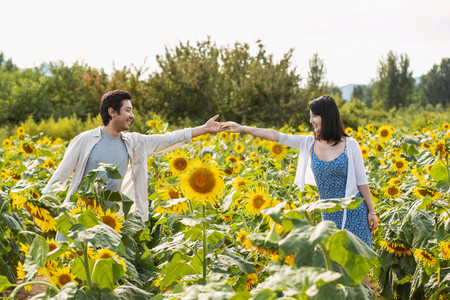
top-left (42, 90), bottom-right (223, 231)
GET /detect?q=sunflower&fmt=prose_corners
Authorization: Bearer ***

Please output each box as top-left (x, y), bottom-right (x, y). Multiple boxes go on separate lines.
top-left (431, 139), bottom-right (447, 157)
top-left (438, 241), bottom-right (450, 260)
top-left (20, 243), bottom-right (30, 256)
top-left (244, 187), bottom-right (271, 215)
top-left (16, 261), bottom-right (32, 291)
top-left (366, 124), bottom-right (374, 132)
top-left (169, 153), bottom-right (191, 175)
top-left (234, 142), bottom-right (245, 154)
top-left (38, 260), bottom-right (59, 277)
top-left (155, 198), bottom-right (189, 214)
top-left (412, 166), bottom-right (424, 181)
top-left (442, 122), bottom-right (450, 131)
top-left (345, 127), bottom-right (353, 135)
top-left (52, 138), bottom-right (62, 145)
top-left (43, 158), bottom-right (56, 169)
top-left (269, 142), bottom-right (287, 160)
top-left (414, 249), bottom-right (436, 268)
top-left (2, 138), bottom-right (12, 148)
top-left (17, 127), bottom-right (25, 135)
top-left (94, 248), bottom-right (126, 271)
top-left (47, 238), bottom-right (58, 253)
top-left (421, 142), bottom-right (431, 150)
top-left (147, 120), bottom-right (155, 127)
top-left (384, 185), bottom-right (400, 199)
top-left (236, 229), bottom-right (251, 248)
top-left (50, 266), bottom-right (77, 287)
top-left (181, 159), bottom-right (224, 206)
top-left (379, 241), bottom-right (413, 257)
top-left (21, 142), bottom-right (35, 155)
top-left (68, 205), bottom-right (86, 215)
top-left (157, 182), bottom-right (182, 200)
top-left (218, 131), bottom-right (228, 140)
top-left (392, 158), bottom-right (409, 173)
top-left (98, 209), bottom-right (124, 233)
top-left (232, 175), bottom-right (248, 192)
top-left (76, 196), bottom-right (102, 214)
top-left (244, 273), bottom-right (258, 291)
top-left (284, 254), bottom-right (295, 266)
top-left (377, 125), bottom-right (393, 143)
top-left (360, 146), bottom-right (370, 159)
top-left (11, 193), bottom-right (56, 232)
top-left (226, 155), bottom-right (237, 164)
top-left (413, 187), bottom-right (438, 200)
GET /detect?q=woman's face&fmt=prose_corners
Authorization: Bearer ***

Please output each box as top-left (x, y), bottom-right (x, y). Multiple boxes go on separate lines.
top-left (309, 110), bottom-right (322, 135)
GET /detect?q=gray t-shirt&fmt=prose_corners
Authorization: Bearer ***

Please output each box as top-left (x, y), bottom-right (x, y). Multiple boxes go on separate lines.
top-left (81, 129), bottom-right (129, 191)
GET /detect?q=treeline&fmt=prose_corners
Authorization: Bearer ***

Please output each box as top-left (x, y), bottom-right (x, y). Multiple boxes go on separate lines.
top-left (0, 40), bottom-right (449, 138)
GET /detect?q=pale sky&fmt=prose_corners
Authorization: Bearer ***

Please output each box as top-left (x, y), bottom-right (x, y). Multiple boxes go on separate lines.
top-left (1, 0), bottom-right (449, 86)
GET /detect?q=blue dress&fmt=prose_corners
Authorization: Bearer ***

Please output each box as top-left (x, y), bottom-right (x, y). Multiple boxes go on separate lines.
top-left (311, 141), bottom-right (372, 248)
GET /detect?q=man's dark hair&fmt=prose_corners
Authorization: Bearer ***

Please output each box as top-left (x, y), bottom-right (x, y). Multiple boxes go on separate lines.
top-left (100, 90), bottom-right (132, 125)
top-left (309, 95), bottom-right (347, 145)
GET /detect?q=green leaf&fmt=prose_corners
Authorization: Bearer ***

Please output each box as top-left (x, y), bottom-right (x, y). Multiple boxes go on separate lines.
top-left (72, 256), bottom-right (91, 281)
top-left (297, 196), bottom-right (363, 214)
top-left (328, 230), bottom-right (377, 284)
top-left (253, 289), bottom-right (276, 300)
top-left (0, 275), bottom-right (12, 293)
top-left (78, 210), bottom-right (101, 228)
top-left (55, 212), bottom-right (75, 241)
top-left (67, 224), bottom-right (122, 252)
top-left (92, 258), bottom-right (124, 290)
top-left (436, 180), bottom-right (450, 194)
top-left (279, 220), bottom-right (336, 256)
top-left (417, 153), bottom-right (439, 168)
top-left (228, 291), bottom-right (252, 300)
top-left (114, 283), bottom-right (154, 300)
top-left (51, 282), bottom-right (78, 300)
top-left (430, 164), bottom-right (448, 182)
top-left (208, 230), bottom-right (226, 248)
top-left (261, 201), bottom-right (287, 224)
top-left (0, 213), bottom-right (24, 231)
top-left (220, 247), bottom-right (255, 274)
top-left (160, 253), bottom-right (196, 288)
top-left (23, 234), bottom-right (48, 282)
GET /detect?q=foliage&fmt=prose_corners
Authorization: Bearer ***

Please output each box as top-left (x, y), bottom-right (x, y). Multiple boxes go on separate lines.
top-left (1, 117), bottom-right (449, 299)
top-left (372, 51), bottom-right (415, 109)
top-left (419, 58), bottom-right (450, 107)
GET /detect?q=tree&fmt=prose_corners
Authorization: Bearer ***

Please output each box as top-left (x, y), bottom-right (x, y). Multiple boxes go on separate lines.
top-left (352, 84), bottom-right (373, 107)
top-left (372, 51), bottom-right (415, 109)
top-left (419, 58), bottom-right (450, 106)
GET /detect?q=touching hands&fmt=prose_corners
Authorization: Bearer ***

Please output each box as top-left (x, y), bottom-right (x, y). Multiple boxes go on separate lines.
top-left (221, 121), bottom-right (245, 133)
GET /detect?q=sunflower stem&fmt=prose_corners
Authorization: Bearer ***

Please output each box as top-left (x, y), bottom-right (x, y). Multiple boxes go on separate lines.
top-left (202, 204), bottom-right (207, 282)
top-left (83, 243), bottom-right (93, 289)
top-left (10, 281), bottom-right (60, 298)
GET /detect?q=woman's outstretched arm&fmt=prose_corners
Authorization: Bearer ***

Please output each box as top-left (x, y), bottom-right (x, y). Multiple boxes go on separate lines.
top-left (222, 121), bottom-right (280, 142)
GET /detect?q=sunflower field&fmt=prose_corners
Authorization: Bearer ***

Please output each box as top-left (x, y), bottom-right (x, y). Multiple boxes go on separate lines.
top-left (0, 119), bottom-right (449, 300)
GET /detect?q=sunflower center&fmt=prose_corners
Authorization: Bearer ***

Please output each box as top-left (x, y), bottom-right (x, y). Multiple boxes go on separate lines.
top-left (421, 252), bottom-right (432, 260)
top-left (272, 145), bottom-right (282, 154)
top-left (168, 189), bottom-right (180, 199)
top-left (188, 168), bottom-right (216, 194)
top-left (102, 215), bottom-right (117, 229)
top-left (100, 253), bottom-right (112, 259)
top-left (82, 198), bottom-right (96, 206)
top-left (396, 161), bottom-right (404, 168)
top-left (252, 196), bottom-right (265, 209)
top-left (380, 129), bottom-right (389, 137)
top-left (174, 158), bottom-right (188, 171)
top-left (48, 244), bottom-right (57, 252)
top-left (387, 186), bottom-right (398, 195)
top-left (58, 274), bottom-right (72, 285)
top-left (224, 167), bottom-right (234, 175)
top-left (22, 143), bottom-right (34, 153)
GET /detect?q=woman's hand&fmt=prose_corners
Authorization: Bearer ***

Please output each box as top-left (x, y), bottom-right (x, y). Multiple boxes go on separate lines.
top-left (368, 213), bottom-right (378, 233)
top-left (222, 121), bottom-right (245, 133)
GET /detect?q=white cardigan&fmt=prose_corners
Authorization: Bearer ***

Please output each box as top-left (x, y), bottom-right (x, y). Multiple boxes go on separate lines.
top-left (278, 133), bottom-right (368, 197)
top-left (42, 126), bottom-right (192, 222)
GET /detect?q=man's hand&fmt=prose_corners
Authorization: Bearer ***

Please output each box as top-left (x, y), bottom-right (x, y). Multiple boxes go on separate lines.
top-left (191, 115), bottom-right (225, 137)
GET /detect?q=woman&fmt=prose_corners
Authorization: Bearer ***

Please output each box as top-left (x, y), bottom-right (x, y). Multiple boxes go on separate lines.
top-left (223, 95), bottom-right (378, 285)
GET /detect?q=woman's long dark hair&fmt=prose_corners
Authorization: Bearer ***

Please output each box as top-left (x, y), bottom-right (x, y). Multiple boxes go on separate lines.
top-left (309, 95), bottom-right (347, 145)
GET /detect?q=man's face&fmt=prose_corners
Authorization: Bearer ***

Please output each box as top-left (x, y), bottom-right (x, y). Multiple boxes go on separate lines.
top-left (111, 99), bottom-right (134, 131)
